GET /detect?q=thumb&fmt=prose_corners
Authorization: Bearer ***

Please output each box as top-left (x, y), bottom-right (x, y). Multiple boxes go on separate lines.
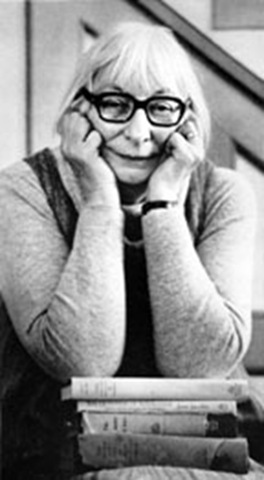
top-left (164, 130), bottom-right (185, 154)
top-left (83, 129), bottom-right (102, 149)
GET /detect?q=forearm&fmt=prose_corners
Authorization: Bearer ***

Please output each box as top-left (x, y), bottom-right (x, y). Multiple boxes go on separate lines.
top-left (142, 207), bottom-right (252, 378)
top-left (20, 205), bottom-right (125, 381)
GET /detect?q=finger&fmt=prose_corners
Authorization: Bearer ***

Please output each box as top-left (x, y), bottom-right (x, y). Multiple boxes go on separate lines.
top-left (180, 121), bottom-right (197, 141)
top-left (84, 130), bottom-right (102, 150)
top-left (178, 117), bottom-right (201, 144)
top-left (175, 114), bottom-right (204, 154)
top-left (165, 127), bottom-right (204, 166)
top-left (69, 97), bottom-right (83, 112)
top-left (68, 94), bottom-right (92, 119)
top-left (59, 111), bottom-right (81, 141)
top-left (61, 110), bottom-right (92, 144)
top-left (165, 129), bottom-right (188, 152)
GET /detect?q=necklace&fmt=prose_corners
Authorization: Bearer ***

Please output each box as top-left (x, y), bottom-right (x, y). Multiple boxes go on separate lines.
top-left (123, 235), bottom-right (144, 248)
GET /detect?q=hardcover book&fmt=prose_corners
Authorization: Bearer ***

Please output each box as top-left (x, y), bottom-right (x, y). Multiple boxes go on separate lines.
top-left (61, 377), bottom-right (249, 401)
top-left (80, 411), bottom-right (238, 438)
top-left (78, 432), bottom-right (250, 473)
top-left (76, 399), bottom-right (237, 415)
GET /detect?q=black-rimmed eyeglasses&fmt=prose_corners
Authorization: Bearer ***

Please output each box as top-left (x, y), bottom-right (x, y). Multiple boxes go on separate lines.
top-left (74, 87), bottom-right (191, 127)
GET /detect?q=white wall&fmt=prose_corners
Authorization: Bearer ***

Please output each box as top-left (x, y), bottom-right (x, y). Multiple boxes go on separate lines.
top-left (163, 0), bottom-right (264, 80)
top-left (30, 0), bottom-right (149, 152)
top-left (0, 1), bottom-right (26, 169)
top-left (163, 0), bottom-right (264, 311)
top-left (237, 155), bottom-right (264, 311)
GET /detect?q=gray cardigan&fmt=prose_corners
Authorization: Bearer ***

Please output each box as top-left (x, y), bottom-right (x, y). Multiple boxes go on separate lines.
top-left (0, 148), bottom-right (256, 473)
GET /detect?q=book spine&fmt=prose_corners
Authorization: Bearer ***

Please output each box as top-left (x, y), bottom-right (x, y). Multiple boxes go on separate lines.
top-left (76, 399), bottom-right (237, 415)
top-left (62, 377), bottom-right (248, 401)
top-left (80, 411), bottom-right (238, 438)
top-left (78, 433), bottom-right (249, 473)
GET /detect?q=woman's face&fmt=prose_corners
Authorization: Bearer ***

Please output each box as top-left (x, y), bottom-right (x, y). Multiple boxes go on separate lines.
top-left (86, 75), bottom-right (186, 187)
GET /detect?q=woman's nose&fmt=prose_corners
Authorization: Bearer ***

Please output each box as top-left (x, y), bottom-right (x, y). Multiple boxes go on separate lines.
top-left (124, 109), bottom-right (151, 143)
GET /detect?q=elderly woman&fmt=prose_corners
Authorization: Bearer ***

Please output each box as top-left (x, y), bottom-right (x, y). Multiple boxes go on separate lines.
top-left (0, 22), bottom-right (256, 478)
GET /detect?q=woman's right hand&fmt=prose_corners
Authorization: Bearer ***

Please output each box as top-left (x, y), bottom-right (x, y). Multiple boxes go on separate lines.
top-left (59, 99), bottom-right (120, 207)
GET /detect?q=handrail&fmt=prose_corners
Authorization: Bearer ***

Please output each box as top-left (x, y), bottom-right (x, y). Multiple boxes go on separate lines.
top-left (125, 0), bottom-right (264, 106)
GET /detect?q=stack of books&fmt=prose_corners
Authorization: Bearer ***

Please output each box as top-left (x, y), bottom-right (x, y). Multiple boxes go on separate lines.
top-left (61, 377), bottom-right (250, 474)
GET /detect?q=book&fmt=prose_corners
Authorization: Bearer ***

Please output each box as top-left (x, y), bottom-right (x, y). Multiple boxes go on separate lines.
top-left (76, 399), bottom-right (238, 415)
top-left (61, 377), bottom-right (248, 401)
top-left (80, 411), bottom-right (238, 437)
top-left (78, 432), bottom-right (250, 473)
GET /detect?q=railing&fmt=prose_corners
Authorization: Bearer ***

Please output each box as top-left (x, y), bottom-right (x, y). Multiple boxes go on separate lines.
top-left (125, 0), bottom-right (264, 169)
top-left (127, 0), bottom-right (264, 104)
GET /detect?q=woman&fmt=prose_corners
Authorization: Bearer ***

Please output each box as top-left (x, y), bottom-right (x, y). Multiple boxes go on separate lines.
top-left (0, 22), bottom-right (257, 477)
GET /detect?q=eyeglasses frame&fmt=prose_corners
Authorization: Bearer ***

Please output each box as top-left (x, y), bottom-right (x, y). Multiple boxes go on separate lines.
top-left (74, 87), bottom-right (191, 127)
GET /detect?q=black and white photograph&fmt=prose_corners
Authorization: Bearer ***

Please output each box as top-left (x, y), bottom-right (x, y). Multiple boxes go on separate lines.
top-left (0, 1), bottom-right (264, 479)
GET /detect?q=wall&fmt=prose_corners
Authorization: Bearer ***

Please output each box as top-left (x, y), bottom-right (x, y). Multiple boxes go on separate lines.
top-left (30, 0), bottom-right (150, 153)
top-left (237, 155), bottom-right (264, 312)
top-left (162, 0), bottom-right (264, 314)
top-left (0, 1), bottom-right (26, 168)
top-left (163, 0), bottom-right (264, 80)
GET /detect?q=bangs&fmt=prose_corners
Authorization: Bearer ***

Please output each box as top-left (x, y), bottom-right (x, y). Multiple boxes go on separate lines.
top-left (91, 25), bottom-right (189, 97)
top-left (56, 22), bottom-right (210, 149)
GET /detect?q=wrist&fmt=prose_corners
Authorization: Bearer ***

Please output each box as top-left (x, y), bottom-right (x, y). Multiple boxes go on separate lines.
top-left (83, 184), bottom-right (120, 209)
top-left (147, 182), bottom-right (180, 203)
top-left (147, 178), bottom-right (190, 209)
top-left (142, 200), bottom-right (179, 216)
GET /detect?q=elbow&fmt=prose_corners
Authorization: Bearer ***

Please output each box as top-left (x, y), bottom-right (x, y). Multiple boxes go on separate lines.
top-left (69, 348), bottom-right (124, 379)
top-left (57, 336), bottom-right (125, 381)
top-left (39, 345), bottom-right (124, 383)
top-left (155, 323), bottom-right (251, 379)
top-left (27, 315), bottom-right (125, 382)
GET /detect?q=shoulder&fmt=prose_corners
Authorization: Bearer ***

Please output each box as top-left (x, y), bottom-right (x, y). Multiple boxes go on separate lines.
top-left (0, 153), bottom-right (53, 217)
top-left (204, 164), bottom-right (256, 220)
top-left (0, 156), bottom-right (41, 192)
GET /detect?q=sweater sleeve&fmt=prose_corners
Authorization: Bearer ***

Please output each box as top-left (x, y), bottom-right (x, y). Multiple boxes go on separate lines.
top-left (0, 162), bottom-right (125, 381)
top-left (142, 167), bottom-right (256, 378)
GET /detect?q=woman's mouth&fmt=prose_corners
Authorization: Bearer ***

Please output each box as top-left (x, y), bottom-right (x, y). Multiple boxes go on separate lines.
top-left (103, 146), bottom-right (159, 162)
top-left (101, 145), bottom-right (161, 184)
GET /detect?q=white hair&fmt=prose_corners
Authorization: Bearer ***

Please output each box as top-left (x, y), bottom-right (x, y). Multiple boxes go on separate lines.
top-left (56, 22), bottom-right (210, 148)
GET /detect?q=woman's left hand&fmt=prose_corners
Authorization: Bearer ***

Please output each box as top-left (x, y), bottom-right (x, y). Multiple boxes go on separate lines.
top-left (147, 113), bottom-right (205, 207)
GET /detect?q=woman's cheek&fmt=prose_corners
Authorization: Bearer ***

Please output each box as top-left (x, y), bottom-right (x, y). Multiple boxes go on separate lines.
top-left (87, 110), bottom-right (122, 143)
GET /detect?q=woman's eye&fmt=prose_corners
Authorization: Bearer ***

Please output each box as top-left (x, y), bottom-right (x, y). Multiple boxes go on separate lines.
top-left (156, 103), bottom-right (170, 111)
top-left (102, 98), bottom-right (129, 109)
top-left (102, 99), bottom-right (121, 108)
top-left (104, 100), bottom-right (129, 112)
top-left (154, 102), bottom-right (179, 113)
top-left (99, 96), bottom-right (131, 120)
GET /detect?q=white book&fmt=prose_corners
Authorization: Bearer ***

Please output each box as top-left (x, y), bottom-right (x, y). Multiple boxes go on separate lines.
top-left (76, 399), bottom-right (237, 415)
top-left (80, 410), bottom-right (238, 437)
top-left (61, 377), bottom-right (248, 401)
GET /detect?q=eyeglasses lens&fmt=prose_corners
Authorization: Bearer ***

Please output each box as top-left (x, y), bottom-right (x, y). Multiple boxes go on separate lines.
top-left (147, 99), bottom-right (183, 126)
top-left (99, 96), bottom-right (133, 121)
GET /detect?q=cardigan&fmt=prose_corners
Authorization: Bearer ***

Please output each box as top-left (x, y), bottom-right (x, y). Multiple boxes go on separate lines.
top-left (0, 148), bottom-right (256, 475)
